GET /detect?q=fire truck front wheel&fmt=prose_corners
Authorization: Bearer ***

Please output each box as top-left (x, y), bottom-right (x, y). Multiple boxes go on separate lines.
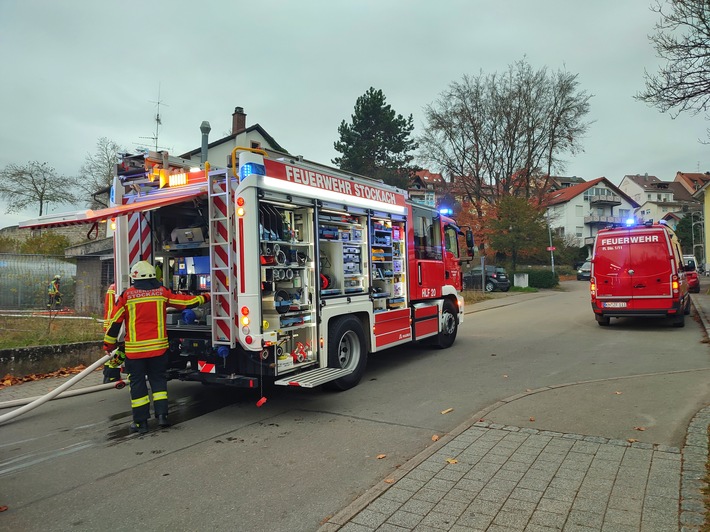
top-left (325, 316), bottom-right (367, 391)
top-left (434, 300), bottom-right (459, 349)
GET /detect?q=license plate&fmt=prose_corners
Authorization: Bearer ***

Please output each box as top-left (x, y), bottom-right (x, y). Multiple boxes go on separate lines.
top-left (603, 302), bottom-right (627, 308)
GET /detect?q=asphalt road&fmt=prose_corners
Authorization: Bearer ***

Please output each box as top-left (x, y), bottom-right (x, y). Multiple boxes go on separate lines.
top-left (2, 281), bottom-right (709, 531)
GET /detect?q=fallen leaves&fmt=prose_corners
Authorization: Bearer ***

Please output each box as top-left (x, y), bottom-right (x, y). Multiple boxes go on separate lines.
top-left (384, 478), bottom-right (395, 484)
top-left (1, 365), bottom-right (89, 389)
top-left (431, 435), bottom-right (440, 442)
top-left (0, 505), bottom-right (7, 512)
top-left (529, 417), bottom-right (536, 422)
top-left (446, 458), bottom-right (458, 464)
top-left (376, 454), bottom-right (387, 460)
top-left (614, 391), bottom-right (623, 395)
top-left (633, 426), bottom-right (646, 431)
top-left (440, 408), bottom-right (454, 415)
top-left (627, 438), bottom-right (638, 443)
top-left (502, 374), bottom-right (508, 378)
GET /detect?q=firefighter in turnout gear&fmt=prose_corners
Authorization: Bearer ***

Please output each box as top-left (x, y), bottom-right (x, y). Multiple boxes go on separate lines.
top-left (47, 275), bottom-right (62, 309)
top-left (102, 283), bottom-right (125, 383)
top-left (104, 261), bottom-right (210, 434)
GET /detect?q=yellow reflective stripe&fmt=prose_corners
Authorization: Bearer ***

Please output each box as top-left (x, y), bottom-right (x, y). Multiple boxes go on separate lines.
top-left (105, 306), bottom-right (125, 333)
top-left (124, 345), bottom-right (169, 355)
top-left (127, 339), bottom-right (169, 349)
top-left (156, 300), bottom-right (165, 333)
top-left (168, 294), bottom-right (204, 306)
top-left (131, 395), bottom-right (150, 408)
top-left (153, 391), bottom-right (167, 401)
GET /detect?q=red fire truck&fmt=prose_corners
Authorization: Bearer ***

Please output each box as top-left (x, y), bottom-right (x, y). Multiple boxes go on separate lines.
top-left (22, 147), bottom-right (473, 391)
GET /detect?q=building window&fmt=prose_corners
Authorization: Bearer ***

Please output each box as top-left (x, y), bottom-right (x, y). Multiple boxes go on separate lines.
top-left (575, 205), bottom-right (583, 217)
top-left (576, 226), bottom-right (583, 237)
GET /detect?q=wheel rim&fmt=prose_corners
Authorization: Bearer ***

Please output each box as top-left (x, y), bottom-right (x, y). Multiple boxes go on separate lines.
top-left (337, 330), bottom-right (360, 368)
top-left (485, 283), bottom-right (494, 292)
top-left (442, 310), bottom-right (456, 335)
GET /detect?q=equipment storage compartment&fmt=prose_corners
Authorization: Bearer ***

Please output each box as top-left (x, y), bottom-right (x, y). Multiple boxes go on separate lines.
top-left (370, 215), bottom-right (407, 311)
top-left (317, 209), bottom-right (368, 298)
top-left (259, 201), bottom-right (317, 375)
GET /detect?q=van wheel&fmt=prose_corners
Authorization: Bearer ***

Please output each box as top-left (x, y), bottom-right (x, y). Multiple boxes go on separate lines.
top-left (596, 315), bottom-right (610, 326)
top-left (684, 297), bottom-right (691, 315)
top-left (485, 281), bottom-right (495, 292)
top-left (324, 316), bottom-right (367, 391)
top-left (433, 300), bottom-right (458, 349)
top-left (673, 313), bottom-right (685, 328)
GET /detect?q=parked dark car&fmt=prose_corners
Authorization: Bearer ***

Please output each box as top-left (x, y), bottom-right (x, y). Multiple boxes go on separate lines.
top-left (463, 265), bottom-right (511, 292)
top-left (577, 261), bottom-right (591, 281)
top-left (683, 255), bottom-right (700, 293)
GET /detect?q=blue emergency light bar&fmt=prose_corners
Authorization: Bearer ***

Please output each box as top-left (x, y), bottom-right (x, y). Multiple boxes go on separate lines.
top-left (239, 162), bottom-right (266, 181)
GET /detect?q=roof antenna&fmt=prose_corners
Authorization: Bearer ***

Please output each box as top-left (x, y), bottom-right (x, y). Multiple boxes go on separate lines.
top-left (137, 83), bottom-right (171, 152)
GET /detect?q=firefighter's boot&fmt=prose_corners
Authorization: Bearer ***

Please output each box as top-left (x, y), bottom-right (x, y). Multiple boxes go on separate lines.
top-left (129, 421), bottom-right (148, 434)
top-left (157, 414), bottom-right (170, 428)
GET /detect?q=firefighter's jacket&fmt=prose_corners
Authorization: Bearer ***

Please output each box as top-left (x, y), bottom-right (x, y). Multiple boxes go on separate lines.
top-left (48, 279), bottom-right (60, 296)
top-left (104, 286), bottom-right (209, 359)
top-left (103, 283), bottom-right (116, 332)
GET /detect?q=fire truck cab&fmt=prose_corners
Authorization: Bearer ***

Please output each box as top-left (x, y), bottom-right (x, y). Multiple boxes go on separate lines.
top-left (22, 147), bottom-right (473, 391)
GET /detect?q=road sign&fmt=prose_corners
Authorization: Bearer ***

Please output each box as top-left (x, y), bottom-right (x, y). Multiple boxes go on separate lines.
top-left (547, 246), bottom-right (556, 251)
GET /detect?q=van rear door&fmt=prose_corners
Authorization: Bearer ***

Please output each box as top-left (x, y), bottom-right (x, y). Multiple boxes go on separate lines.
top-left (627, 228), bottom-right (673, 303)
top-left (593, 228), bottom-right (672, 306)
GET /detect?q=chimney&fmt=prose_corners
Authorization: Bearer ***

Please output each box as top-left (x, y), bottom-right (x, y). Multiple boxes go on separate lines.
top-left (232, 107), bottom-right (246, 135)
top-left (200, 121), bottom-right (211, 164)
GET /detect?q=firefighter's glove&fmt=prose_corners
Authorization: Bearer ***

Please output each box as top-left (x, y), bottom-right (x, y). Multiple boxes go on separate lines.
top-left (103, 342), bottom-right (116, 353)
top-left (105, 350), bottom-right (125, 369)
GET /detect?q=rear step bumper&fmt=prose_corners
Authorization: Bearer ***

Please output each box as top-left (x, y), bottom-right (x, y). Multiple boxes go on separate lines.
top-left (274, 367), bottom-right (353, 388)
top-left (168, 369), bottom-right (259, 388)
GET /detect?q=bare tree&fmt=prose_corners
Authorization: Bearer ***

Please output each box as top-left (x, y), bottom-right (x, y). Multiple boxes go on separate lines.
top-left (637, 0), bottom-right (710, 131)
top-left (418, 58), bottom-right (592, 205)
top-left (77, 137), bottom-right (125, 208)
top-left (0, 161), bottom-right (78, 216)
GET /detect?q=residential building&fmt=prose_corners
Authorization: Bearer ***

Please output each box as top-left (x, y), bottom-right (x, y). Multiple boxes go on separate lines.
top-left (408, 170), bottom-right (444, 207)
top-left (618, 173), bottom-right (661, 204)
top-left (675, 171), bottom-right (710, 195)
top-left (545, 177), bottom-right (639, 254)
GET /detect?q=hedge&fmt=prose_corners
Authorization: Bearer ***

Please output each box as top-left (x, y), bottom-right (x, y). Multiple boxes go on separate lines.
top-left (515, 270), bottom-right (559, 288)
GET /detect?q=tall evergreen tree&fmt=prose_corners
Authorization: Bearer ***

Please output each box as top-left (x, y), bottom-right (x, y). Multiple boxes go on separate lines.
top-left (333, 87), bottom-right (418, 189)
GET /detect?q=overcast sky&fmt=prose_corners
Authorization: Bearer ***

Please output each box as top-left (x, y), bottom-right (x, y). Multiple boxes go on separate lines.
top-left (1, 0), bottom-right (708, 229)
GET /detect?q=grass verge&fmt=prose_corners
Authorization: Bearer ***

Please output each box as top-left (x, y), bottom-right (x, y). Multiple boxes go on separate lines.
top-left (0, 315), bottom-right (103, 349)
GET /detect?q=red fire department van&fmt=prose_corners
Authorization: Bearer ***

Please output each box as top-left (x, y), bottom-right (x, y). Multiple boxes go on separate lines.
top-left (590, 221), bottom-right (690, 327)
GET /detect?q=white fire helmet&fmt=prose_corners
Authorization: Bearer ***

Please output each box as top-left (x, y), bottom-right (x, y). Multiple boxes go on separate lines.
top-left (130, 260), bottom-right (156, 280)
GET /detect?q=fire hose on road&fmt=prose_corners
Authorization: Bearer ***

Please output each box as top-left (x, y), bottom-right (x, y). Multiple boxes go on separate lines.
top-left (0, 354), bottom-right (127, 424)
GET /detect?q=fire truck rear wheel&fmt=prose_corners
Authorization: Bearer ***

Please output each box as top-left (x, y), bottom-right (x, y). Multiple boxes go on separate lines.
top-left (325, 316), bottom-right (367, 391)
top-left (434, 300), bottom-right (458, 349)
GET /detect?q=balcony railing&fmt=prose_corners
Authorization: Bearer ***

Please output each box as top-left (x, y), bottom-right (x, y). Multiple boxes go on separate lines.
top-left (589, 194), bottom-right (621, 206)
top-left (584, 215), bottom-right (622, 225)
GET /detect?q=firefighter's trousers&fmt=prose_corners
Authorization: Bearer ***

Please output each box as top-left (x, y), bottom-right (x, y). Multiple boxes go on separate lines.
top-left (125, 352), bottom-right (168, 423)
